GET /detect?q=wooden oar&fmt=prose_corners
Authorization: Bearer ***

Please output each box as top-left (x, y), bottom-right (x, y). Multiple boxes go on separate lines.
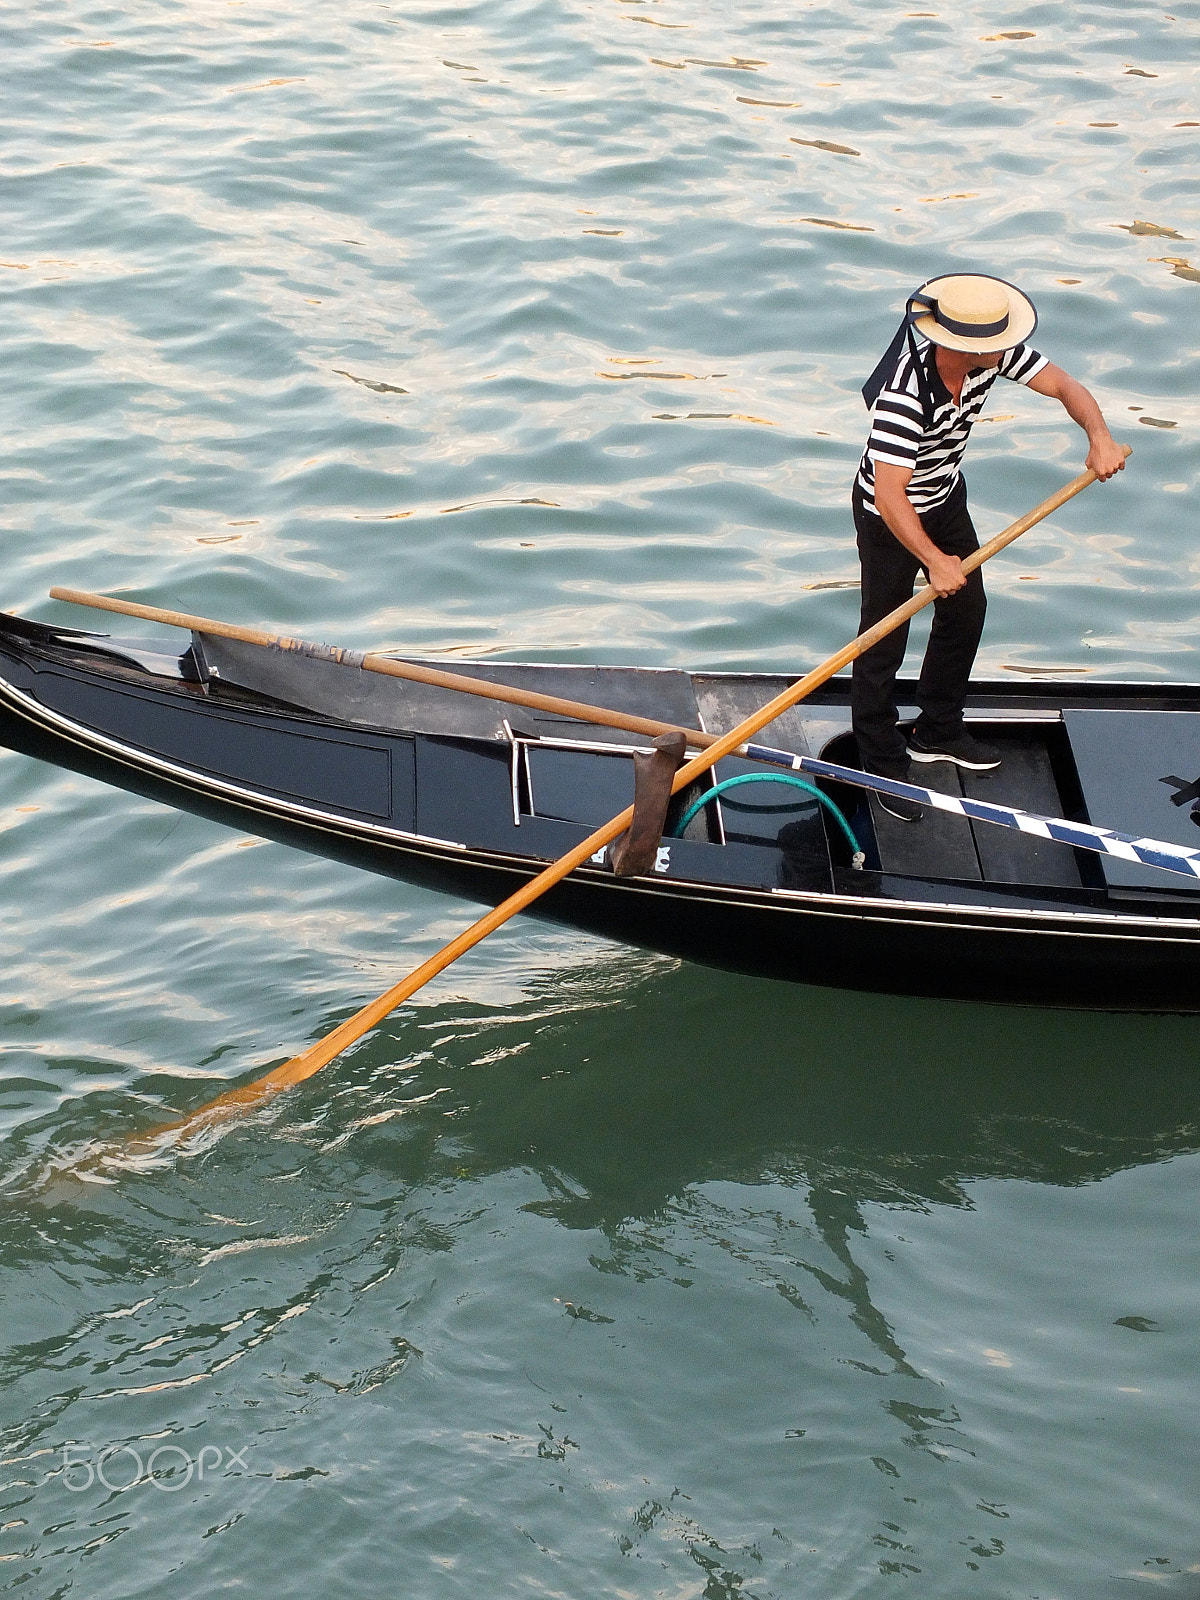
top-left (86, 451), bottom-right (1124, 1160)
top-left (48, 585), bottom-right (717, 751)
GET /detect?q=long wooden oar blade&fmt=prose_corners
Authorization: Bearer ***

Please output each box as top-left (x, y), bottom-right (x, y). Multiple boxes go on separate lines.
top-left (101, 451), bottom-right (1124, 1157)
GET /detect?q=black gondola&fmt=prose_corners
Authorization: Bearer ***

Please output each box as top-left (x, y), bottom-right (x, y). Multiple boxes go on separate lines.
top-left (1, 609), bottom-right (1199, 1012)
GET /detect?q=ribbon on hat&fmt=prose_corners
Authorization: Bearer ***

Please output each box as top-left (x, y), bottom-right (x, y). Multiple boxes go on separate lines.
top-left (861, 290), bottom-right (938, 426)
top-left (921, 296), bottom-right (1010, 340)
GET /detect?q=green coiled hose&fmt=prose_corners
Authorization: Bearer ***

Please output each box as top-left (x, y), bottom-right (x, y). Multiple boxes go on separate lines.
top-left (672, 772), bottom-right (865, 869)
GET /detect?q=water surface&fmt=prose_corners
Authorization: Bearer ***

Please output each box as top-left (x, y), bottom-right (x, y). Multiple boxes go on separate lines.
top-left (2, 1), bottom-right (1199, 1594)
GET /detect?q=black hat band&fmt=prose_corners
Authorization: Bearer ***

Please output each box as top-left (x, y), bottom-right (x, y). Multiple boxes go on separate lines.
top-left (912, 294), bottom-right (1010, 340)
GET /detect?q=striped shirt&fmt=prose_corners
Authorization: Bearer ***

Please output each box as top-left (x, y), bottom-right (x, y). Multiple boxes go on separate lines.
top-left (856, 338), bottom-right (1048, 515)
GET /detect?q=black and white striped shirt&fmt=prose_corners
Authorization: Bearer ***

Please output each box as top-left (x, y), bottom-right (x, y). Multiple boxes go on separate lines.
top-left (856, 338), bottom-right (1048, 515)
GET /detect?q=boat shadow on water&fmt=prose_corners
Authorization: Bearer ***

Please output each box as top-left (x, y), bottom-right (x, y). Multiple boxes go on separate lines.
top-left (406, 956), bottom-right (1200, 1215)
top-left (22, 948), bottom-right (1196, 1215)
top-left (338, 957), bottom-right (1200, 1378)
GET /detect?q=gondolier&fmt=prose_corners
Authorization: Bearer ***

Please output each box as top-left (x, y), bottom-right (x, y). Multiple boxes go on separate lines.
top-left (854, 272), bottom-right (1125, 821)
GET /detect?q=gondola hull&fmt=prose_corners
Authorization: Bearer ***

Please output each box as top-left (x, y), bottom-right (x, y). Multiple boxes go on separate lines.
top-left (2, 612), bottom-right (1200, 1011)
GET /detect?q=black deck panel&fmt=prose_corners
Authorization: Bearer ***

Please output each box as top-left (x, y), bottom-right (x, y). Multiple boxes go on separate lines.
top-left (960, 732), bottom-right (1080, 888)
top-left (198, 634), bottom-right (702, 746)
top-left (871, 761), bottom-right (982, 880)
top-left (1065, 709), bottom-right (1200, 893)
top-left (706, 755), bottom-right (817, 839)
top-left (415, 736), bottom-right (514, 846)
top-left (692, 675), bottom-right (813, 755)
top-left (705, 753), bottom-right (828, 863)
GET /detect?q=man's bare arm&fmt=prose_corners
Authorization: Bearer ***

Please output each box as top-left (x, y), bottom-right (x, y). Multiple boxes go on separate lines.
top-left (1026, 363), bottom-right (1126, 480)
top-left (873, 463), bottom-right (967, 596)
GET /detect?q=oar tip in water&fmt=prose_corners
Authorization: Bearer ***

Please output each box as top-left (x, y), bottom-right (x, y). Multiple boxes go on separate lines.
top-left (35, 1051), bottom-right (309, 1187)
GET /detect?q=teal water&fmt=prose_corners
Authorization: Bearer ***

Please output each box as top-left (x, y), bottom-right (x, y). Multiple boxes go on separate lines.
top-left (2, 1), bottom-right (1199, 1594)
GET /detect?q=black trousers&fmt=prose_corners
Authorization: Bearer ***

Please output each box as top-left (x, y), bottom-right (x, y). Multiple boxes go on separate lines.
top-left (850, 478), bottom-right (986, 774)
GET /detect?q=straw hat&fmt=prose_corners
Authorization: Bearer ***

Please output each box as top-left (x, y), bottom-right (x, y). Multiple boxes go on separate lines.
top-left (909, 273), bottom-right (1038, 354)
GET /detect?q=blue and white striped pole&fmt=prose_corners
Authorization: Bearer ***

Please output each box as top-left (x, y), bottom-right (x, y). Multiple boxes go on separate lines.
top-left (741, 741), bottom-right (1200, 883)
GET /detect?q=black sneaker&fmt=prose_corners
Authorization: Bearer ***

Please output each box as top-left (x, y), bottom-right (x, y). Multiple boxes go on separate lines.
top-left (867, 766), bottom-right (923, 824)
top-left (907, 729), bottom-right (1001, 770)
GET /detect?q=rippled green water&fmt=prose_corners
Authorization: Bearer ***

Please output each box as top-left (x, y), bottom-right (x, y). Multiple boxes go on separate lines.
top-left (2, 1), bottom-right (1199, 1594)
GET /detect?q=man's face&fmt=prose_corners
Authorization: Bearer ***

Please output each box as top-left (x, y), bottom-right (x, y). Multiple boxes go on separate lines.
top-left (973, 350), bottom-right (1004, 369)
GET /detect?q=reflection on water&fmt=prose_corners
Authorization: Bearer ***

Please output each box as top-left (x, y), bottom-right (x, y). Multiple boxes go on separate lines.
top-left (3, 958), bottom-right (1200, 1595)
top-left (459, 967), bottom-right (1200, 1218)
